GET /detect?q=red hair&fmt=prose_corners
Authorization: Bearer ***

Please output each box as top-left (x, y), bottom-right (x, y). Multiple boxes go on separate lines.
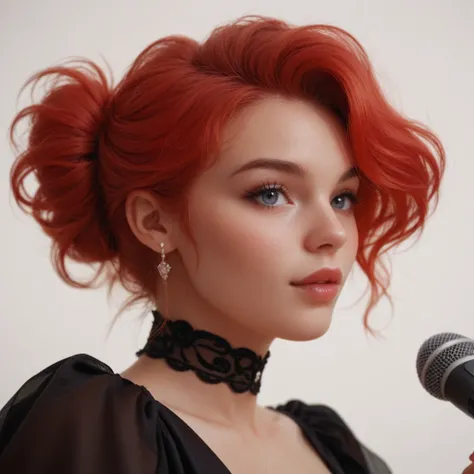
top-left (9, 16), bottom-right (445, 330)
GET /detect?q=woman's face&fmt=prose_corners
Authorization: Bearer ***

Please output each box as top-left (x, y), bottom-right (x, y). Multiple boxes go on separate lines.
top-left (169, 96), bottom-right (359, 344)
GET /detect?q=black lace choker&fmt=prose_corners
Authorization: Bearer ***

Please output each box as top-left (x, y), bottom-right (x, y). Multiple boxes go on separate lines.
top-left (136, 310), bottom-right (270, 395)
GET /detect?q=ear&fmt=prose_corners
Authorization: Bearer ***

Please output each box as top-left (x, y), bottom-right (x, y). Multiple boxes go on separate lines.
top-left (125, 190), bottom-right (178, 254)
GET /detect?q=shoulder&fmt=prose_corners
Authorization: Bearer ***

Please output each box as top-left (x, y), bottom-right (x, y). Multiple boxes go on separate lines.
top-left (275, 400), bottom-right (391, 474)
top-left (0, 354), bottom-right (158, 473)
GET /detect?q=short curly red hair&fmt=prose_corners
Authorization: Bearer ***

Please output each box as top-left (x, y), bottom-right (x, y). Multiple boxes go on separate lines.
top-left (9, 16), bottom-right (445, 330)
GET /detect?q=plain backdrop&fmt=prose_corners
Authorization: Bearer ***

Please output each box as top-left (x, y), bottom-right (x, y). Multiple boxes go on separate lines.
top-left (1, 1), bottom-right (473, 473)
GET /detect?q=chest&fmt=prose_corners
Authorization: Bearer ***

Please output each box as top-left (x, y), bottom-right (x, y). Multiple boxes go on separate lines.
top-left (215, 436), bottom-right (331, 474)
top-left (182, 416), bottom-right (332, 474)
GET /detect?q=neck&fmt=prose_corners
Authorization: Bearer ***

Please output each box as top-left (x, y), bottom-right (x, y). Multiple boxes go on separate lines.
top-left (126, 357), bottom-right (263, 428)
top-left (137, 313), bottom-right (269, 395)
top-left (122, 275), bottom-right (273, 428)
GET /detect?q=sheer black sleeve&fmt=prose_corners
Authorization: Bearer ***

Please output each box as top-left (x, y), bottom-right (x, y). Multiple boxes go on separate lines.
top-left (0, 354), bottom-right (158, 474)
top-left (276, 400), bottom-right (392, 474)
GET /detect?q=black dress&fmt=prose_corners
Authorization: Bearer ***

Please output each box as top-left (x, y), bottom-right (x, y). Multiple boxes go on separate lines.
top-left (0, 354), bottom-right (391, 473)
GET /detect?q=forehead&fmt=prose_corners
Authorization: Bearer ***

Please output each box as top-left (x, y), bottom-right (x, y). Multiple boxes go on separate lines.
top-left (216, 96), bottom-right (353, 174)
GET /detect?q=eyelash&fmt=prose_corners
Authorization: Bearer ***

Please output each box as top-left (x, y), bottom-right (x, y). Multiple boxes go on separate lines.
top-left (244, 182), bottom-right (290, 208)
top-left (334, 190), bottom-right (360, 209)
top-left (244, 181), bottom-right (359, 210)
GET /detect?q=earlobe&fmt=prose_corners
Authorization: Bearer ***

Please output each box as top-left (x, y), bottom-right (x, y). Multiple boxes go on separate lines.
top-left (125, 190), bottom-right (176, 254)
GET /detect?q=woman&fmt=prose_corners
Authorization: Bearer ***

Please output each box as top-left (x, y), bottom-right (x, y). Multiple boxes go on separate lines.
top-left (0, 15), bottom-right (447, 474)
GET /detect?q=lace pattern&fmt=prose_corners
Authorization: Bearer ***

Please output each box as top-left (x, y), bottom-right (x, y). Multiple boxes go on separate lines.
top-left (137, 311), bottom-right (270, 395)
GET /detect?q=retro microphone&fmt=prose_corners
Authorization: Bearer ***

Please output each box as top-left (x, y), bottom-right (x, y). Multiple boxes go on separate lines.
top-left (417, 332), bottom-right (474, 419)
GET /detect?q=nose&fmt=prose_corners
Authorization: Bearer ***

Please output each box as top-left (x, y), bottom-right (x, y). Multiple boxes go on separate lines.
top-left (303, 205), bottom-right (347, 254)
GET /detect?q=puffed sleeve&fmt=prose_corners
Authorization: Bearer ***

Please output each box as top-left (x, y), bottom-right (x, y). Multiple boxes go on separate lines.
top-left (0, 354), bottom-right (159, 474)
top-left (276, 400), bottom-right (392, 474)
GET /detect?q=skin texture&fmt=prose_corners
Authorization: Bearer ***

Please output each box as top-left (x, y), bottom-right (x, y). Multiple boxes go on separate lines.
top-left (121, 96), bottom-right (360, 473)
top-left (127, 95), bottom-right (360, 352)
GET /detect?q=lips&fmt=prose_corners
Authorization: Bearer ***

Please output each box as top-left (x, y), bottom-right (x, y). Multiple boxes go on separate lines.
top-left (291, 268), bottom-right (343, 305)
top-left (291, 268), bottom-right (343, 286)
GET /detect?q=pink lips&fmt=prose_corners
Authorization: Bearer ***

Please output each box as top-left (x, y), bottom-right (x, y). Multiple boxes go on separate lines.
top-left (291, 268), bottom-right (343, 304)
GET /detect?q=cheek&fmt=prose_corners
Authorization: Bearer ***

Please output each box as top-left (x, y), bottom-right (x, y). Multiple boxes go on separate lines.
top-left (180, 192), bottom-right (291, 294)
top-left (193, 204), bottom-right (284, 274)
top-left (345, 217), bottom-right (359, 263)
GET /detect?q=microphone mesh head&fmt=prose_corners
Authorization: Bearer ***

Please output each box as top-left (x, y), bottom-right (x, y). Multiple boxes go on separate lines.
top-left (416, 333), bottom-right (474, 400)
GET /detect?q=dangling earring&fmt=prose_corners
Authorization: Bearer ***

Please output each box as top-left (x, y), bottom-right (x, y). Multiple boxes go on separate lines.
top-left (157, 242), bottom-right (171, 281)
top-left (157, 242), bottom-right (171, 320)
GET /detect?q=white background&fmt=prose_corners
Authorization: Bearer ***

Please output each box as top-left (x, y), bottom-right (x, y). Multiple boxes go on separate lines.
top-left (1, 1), bottom-right (473, 473)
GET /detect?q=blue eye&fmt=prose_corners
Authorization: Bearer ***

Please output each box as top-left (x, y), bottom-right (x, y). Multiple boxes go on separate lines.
top-left (245, 185), bottom-right (358, 211)
top-left (244, 183), bottom-right (290, 208)
top-left (331, 192), bottom-right (358, 211)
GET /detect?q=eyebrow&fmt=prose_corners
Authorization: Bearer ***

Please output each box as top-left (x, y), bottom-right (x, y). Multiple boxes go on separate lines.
top-left (230, 158), bottom-right (359, 183)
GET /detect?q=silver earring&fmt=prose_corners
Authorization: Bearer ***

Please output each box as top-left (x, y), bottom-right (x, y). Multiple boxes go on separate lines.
top-left (157, 242), bottom-right (171, 281)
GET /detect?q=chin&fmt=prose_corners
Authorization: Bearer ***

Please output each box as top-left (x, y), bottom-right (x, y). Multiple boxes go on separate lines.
top-left (277, 309), bottom-right (334, 342)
